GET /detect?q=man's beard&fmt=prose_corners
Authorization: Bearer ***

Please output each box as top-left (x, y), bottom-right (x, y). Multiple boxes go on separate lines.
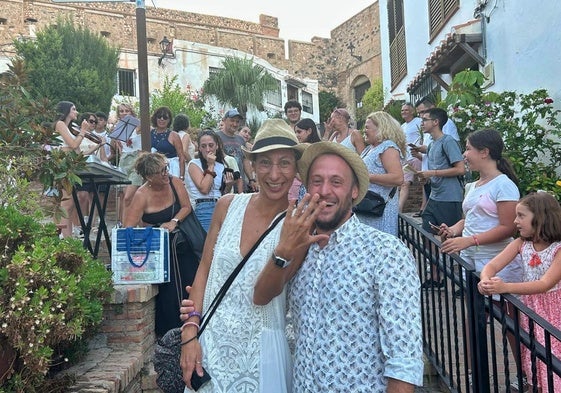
top-left (314, 198), bottom-right (353, 232)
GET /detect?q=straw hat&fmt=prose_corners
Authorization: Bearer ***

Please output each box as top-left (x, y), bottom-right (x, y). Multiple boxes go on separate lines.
top-left (242, 119), bottom-right (307, 160)
top-left (297, 142), bottom-right (369, 205)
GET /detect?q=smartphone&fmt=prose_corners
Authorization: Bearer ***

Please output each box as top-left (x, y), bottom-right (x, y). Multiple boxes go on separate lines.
top-left (428, 221), bottom-right (441, 231)
top-left (408, 143), bottom-right (419, 149)
top-left (191, 367), bottom-right (211, 391)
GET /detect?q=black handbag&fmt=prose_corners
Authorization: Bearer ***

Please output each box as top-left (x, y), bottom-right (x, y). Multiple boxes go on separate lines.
top-left (353, 187), bottom-right (397, 217)
top-left (153, 211), bottom-right (286, 393)
top-left (169, 181), bottom-right (207, 262)
top-left (176, 212), bottom-right (207, 262)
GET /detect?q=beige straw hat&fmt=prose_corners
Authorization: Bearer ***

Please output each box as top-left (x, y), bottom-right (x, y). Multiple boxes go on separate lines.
top-left (242, 119), bottom-right (307, 160)
top-left (297, 141), bottom-right (369, 206)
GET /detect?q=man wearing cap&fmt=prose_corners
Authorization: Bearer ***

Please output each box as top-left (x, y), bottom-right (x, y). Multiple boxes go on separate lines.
top-left (218, 108), bottom-right (254, 192)
top-left (254, 142), bottom-right (423, 392)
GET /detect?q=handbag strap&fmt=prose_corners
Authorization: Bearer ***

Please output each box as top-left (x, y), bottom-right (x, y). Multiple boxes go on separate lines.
top-left (197, 210), bottom-right (286, 338)
top-left (388, 187), bottom-right (397, 199)
top-left (125, 226), bottom-right (153, 267)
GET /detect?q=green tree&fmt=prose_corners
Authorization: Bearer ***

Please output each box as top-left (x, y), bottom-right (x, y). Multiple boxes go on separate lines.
top-left (444, 70), bottom-right (561, 199)
top-left (202, 57), bottom-right (278, 119)
top-left (14, 18), bottom-right (119, 113)
top-left (356, 79), bottom-right (384, 125)
top-left (318, 90), bottom-right (343, 123)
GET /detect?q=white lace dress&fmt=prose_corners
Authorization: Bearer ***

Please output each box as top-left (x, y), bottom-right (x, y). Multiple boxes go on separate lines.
top-left (188, 193), bottom-right (292, 393)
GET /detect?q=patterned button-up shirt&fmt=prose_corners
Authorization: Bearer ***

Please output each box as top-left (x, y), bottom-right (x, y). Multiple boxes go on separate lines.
top-left (289, 215), bottom-right (423, 392)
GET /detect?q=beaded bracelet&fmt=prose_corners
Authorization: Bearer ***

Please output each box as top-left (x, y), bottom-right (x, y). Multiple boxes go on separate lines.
top-left (188, 311), bottom-right (202, 320)
top-left (181, 321), bottom-right (200, 332)
top-left (204, 169), bottom-right (217, 178)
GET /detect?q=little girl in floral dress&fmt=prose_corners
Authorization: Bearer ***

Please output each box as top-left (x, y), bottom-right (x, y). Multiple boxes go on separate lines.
top-left (478, 192), bottom-right (561, 391)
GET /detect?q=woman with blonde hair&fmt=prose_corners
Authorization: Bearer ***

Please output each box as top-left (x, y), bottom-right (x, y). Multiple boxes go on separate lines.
top-left (355, 111), bottom-right (406, 236)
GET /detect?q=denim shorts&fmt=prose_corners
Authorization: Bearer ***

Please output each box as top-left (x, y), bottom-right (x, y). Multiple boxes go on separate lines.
top-left (195, 200), bottom-right (217, 232)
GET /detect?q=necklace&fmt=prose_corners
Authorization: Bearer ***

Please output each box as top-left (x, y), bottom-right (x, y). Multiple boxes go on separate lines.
top-left (476, 172), bottom-right (500, 187)
top-left (152, 129), bottom-right (169, 146)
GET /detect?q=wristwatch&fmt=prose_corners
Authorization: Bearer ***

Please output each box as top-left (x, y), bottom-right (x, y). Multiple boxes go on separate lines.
top-left (272, 250), bottom-right (292, 268)
top-left (171, 218), bottom-right (180, 224)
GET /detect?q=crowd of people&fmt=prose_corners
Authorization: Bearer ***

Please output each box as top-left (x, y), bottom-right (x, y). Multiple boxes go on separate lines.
top-left (51, 97), bottom-right (561, 392)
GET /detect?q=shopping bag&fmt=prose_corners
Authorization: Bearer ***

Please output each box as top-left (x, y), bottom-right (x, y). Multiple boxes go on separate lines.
top-left (111, 227), bottom-right (170, 284)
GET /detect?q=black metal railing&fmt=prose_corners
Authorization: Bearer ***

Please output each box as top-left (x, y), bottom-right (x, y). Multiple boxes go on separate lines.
top-left (398, 214), bottom-right (561, 393)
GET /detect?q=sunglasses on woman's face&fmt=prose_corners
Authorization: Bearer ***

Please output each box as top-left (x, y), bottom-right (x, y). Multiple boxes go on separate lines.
top-left (157, 114), bottom-right (169, 120)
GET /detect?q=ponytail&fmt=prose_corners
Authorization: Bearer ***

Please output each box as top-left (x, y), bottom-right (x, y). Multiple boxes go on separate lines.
top-left (497, 157), bottom-right (519, 188)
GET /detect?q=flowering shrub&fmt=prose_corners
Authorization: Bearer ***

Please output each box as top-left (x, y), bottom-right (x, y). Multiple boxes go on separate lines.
top-left (444, 70), bottom-right (561, 199)
top-left (0, 206), bottom-right (113, 391)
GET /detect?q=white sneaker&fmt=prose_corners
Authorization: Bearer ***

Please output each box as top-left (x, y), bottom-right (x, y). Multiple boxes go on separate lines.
top-left (510, 375), bottom-right (529, 393)
top-left (72, 226), bottom-right (84, 239)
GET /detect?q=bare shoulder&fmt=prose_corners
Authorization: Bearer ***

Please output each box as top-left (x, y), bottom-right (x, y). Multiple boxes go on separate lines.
top-left (216, 194), bottom-right (236, 211)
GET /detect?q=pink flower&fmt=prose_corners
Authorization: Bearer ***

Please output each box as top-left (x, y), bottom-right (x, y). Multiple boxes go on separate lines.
top-left (545, 97), bottom-right (554, 104)
top-left (529, 253), bottom-right (542, 267)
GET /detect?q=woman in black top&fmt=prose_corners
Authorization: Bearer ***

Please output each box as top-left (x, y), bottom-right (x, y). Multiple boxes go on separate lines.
top-left (123, 152), bottom-right (198, 336)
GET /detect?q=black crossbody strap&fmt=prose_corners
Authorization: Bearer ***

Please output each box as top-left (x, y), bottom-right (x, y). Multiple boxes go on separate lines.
top-left (197, 210), bottom-right (287, 337)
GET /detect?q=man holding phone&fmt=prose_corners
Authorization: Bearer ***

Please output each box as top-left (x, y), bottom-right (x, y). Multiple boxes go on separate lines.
top-left (417, 108), bottom-right (465, 289)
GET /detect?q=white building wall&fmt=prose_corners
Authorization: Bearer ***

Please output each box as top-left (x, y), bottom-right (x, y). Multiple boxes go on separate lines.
top-left (0, 40), bottom-right (319, 125)
top-left (380, 0), bottom-right (561, 107)
top-left (117, 40), bottom-right (319, 124)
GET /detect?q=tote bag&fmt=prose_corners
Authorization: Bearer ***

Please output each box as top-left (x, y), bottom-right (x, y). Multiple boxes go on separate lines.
top-left (111, 227), bottom-right (170, 284)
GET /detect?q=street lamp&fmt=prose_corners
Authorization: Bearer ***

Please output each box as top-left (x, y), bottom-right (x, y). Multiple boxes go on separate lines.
top-left (347, 42), bottom-right (362, 62)
top-left (158, 36), bottom-right (173, 66)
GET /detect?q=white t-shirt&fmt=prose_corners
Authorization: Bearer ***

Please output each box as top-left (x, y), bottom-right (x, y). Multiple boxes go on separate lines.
top-left (121, 131), bottom-right (142, 154)
top-left (401, 117), bottom-right (422, 160)
top-left (461, 174), bottom-right (519, 259)
top-left (185, 159), bottom-right (224, 202)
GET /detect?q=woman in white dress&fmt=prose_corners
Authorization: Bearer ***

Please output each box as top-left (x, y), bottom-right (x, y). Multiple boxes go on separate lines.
top-left (180, 119), bottom-right (306, 392)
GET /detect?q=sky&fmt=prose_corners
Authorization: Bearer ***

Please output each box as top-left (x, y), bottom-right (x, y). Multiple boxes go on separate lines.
top-left (149, 0), bottom-right (376, 42)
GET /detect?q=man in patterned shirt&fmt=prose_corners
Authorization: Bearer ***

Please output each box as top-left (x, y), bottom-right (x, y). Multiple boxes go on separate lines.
top-left (254, 141), bottom-right (424, 392)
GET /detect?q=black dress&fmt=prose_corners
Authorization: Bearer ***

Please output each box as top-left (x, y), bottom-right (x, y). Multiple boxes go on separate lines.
top-left (142, 179), bottom-right (199, 336)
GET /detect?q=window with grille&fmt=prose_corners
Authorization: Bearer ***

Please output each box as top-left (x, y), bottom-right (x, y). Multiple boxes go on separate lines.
top-left (266, 79), bottom-right (282, 107)
top-left (354, 81), bottom-right (371, 109)
top-left (209, 66), bottom-right (222, 77)
top-left (428, 0), bottom-right (459, 40)
top-left (118, 69), bottom-right (135, 97)
top-left (388, 0), bottom-right (407, 89)
top-left (301, 91), bottom-right (313, 114)
top-left (287, 85), bottom-right (298, 102)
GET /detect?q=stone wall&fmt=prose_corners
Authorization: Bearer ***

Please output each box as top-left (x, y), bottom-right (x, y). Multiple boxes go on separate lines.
top-left (0, 0), bottom-right (382, 115)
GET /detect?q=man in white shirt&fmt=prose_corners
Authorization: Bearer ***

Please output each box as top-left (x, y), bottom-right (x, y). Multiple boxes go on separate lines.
top-left (399, 103), bottom-right (423, 212)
